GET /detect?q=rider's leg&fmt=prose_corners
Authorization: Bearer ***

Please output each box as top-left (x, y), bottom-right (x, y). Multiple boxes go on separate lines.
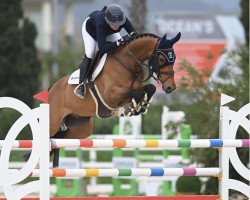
top-left (74, 17), bottom-right (96, 98)
top-left (74, 54), bottom-right (93, 98)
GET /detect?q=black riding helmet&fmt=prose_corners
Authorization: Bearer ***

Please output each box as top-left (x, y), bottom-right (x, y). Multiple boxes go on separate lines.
top-left (105, 4), bottom-right (126, 26)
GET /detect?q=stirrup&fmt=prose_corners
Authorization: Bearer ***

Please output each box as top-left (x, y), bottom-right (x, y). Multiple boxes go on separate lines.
top-left (74, 83), bottom-right (86, 99)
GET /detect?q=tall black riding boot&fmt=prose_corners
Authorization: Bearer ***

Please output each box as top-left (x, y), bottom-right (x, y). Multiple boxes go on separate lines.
top-left (74, 54), bottom-right (92, 98)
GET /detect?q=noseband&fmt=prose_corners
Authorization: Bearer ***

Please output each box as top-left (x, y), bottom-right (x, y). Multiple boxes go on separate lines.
top-left (148, 40), bottom-right (176, 84)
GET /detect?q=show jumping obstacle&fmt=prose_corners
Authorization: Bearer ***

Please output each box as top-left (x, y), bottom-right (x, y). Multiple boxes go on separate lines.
top-left (0, 94), bottom-right (249, 200)
top-left (1, 139), bottom-right (248, 149)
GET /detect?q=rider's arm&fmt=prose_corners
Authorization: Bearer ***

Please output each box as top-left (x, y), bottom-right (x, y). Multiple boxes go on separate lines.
top-left (96, 23), bottom-right (118, 54)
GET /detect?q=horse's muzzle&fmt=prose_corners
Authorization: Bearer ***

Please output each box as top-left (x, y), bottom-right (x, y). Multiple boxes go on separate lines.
top-left (164, 85), bottom-right (176, 94)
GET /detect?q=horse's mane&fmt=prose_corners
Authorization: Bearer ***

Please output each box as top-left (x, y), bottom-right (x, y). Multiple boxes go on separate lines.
top-left (125, 33), bottom-right (160, 44)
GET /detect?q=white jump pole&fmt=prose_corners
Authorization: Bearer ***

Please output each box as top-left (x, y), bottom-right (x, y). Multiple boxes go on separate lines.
top-left (39, 103), bottom-right (50, 200)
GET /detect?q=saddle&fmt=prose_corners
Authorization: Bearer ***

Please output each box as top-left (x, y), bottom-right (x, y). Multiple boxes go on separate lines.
top-left (68, 52), bottom-right (115, 118)
top-left (68, 52), bottom-right (107, 85)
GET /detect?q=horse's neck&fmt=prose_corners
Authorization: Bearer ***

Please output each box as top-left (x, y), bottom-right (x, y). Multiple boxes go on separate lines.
top-left (123, 37), bottom-right (157, 62)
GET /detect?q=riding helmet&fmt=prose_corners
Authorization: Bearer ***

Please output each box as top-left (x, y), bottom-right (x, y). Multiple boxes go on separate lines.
top-left (105, 4), bottom-right (126, 26)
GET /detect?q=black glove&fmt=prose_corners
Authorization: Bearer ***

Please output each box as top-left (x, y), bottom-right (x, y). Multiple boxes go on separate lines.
top-left (116, 38), bottom-right (126, 46)
top-left (130, 31), bottom-right (138, 37)
top-left (123, 35), bottom-right (130, 41)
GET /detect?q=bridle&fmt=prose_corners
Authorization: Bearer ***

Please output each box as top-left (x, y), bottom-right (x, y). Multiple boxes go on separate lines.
top-left (110, 38), bottom-right (176, 85)
top-left (147, 39), bottom-right (176, 84)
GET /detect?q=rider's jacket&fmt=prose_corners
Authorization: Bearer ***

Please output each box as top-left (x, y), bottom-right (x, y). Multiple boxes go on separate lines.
top-left (86, 6), bottom-right (135, 55)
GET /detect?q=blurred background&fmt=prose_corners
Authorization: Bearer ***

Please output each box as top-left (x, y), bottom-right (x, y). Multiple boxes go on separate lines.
top-left (0, 0), bottom-right (249, 198)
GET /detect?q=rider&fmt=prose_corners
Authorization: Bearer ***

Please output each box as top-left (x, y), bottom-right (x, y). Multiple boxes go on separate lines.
top-left (74, 4), bottom-right (138, 98)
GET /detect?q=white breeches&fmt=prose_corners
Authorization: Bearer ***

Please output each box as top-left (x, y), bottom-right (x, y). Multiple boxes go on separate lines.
top-left (82, 17), bottom-right (122, 59)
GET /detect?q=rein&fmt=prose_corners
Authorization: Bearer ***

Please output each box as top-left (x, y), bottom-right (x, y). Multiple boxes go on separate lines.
top-left (109, 54), bottom-right (143, 89)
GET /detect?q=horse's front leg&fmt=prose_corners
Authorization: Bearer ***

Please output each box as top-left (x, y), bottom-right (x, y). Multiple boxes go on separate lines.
top-left (120, 88), bottom-right (145, 116)
top-left (136, 84), bottom-right (156, 114)
top-left (112, 85), bottom-right (156, 117)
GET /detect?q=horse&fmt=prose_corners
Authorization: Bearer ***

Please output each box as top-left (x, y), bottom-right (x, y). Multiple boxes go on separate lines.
top-left (49, 32), bottom-right (181, 140)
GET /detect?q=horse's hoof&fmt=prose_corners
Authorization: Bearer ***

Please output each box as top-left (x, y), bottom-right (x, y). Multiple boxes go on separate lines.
top-left (142, 108), bottom-right (148, 114)
top-left (123, 107), bottom-right (135, 117)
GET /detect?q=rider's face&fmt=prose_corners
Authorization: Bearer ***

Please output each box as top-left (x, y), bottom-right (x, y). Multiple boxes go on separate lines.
top-left (110, 25), bottom-right (119, 30)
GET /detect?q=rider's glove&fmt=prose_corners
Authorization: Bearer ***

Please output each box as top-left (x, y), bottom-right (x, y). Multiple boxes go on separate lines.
top-left (130, 31), bottom-right (138, 37)
top-left (116, 38), bottom-right (126, 46)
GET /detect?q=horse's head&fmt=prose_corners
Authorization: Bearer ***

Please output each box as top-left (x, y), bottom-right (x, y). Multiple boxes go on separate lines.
top-left (148, 32), bottom-right (181, 93)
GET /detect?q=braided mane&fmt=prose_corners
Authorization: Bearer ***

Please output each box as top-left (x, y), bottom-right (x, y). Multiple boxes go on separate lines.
top-left (125, 33), bottom-right (159, 44)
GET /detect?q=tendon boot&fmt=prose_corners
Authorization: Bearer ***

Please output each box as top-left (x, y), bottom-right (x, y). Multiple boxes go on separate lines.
top-left (74, 54), bottom-right (92, 98)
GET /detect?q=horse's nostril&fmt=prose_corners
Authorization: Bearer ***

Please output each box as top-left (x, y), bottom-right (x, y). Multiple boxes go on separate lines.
top-left (165, 86), bottom-right (172, 93)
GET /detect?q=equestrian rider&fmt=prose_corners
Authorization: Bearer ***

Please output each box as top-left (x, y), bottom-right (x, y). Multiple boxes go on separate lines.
top-left (74, 4), bottom-right (137, 98)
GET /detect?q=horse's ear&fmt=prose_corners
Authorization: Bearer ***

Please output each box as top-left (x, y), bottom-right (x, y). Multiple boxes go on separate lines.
top-left (159, 34), bottom-right (168, 48)
top-left (169, 32), bottom-right (181, 46)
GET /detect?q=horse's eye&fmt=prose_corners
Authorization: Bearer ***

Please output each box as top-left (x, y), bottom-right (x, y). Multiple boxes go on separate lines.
top-left (160, 58), bottom-right (165, 62)
top-left (159, 55), bottom-right (165, 63)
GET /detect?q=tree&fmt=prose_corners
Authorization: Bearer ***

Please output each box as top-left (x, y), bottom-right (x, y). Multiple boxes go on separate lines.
top-left (240, 0), bottom-right (249, 45)
top-left (0, 0), bottom-right (41, 139)
top-left (128, 0), bottom-right (147, 33)
top-left (0, 0), bottom-right (41, 106)
top-left (170, 44), bottom-right (249, 194)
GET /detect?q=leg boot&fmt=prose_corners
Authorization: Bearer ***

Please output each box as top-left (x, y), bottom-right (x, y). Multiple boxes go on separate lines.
top-left (74, 54), bottom-right (92, 98)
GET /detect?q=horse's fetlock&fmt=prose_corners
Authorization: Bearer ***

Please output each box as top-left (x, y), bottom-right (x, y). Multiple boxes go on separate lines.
top-left (123, 107), bottom-right (135, 117)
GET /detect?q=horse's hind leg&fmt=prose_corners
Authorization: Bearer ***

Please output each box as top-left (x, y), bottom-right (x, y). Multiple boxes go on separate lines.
top-left (63, 115), bottom-right (93, 139)
top-left (49, 116), bottom-right (93, 167)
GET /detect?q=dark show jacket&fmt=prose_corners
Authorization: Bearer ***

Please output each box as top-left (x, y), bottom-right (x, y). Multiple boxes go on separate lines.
top-left (85, 6), bottom-right (135, 54)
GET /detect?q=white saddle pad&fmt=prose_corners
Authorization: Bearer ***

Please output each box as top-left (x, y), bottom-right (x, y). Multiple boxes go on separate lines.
top-left (68, 53), bottom-right (107, 84)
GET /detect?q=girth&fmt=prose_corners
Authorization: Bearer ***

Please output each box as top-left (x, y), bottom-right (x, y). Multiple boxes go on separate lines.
top-left (88, 81), bottom-right (115, 118)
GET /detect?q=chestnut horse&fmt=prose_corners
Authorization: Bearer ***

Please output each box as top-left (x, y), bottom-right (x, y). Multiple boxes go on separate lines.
top-left (49, 32), bottom-right (181, 139)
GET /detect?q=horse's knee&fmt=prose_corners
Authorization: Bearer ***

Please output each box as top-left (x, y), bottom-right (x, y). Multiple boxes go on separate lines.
top-left (130, 89), bottom-right (144, 103)
top-left (144, 84), bottom-right (156, 96)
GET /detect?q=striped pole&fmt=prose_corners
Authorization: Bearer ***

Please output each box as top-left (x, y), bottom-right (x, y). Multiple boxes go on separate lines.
top-left (12, 196), bottom-right (220, 200)
top-left (51, 139), bottom-right (250, 149)
top-left (1, 139), bottom-right (249, 149)
top-left (0, 195), bottom-right (219, 200)
top-left (28, 167), bottom-right (221, 178)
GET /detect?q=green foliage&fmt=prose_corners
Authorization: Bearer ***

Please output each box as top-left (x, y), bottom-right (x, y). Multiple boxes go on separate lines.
top-left (40, 48), bottom-right (82, 84)
top-left (170, 45), bottom-right (249, 194)
top-left (92, 117), bottom-right (119, 135)
top-left (176, 176), bottom-right (201, 193)
top-left (0, 109), bottom-right (20, 140)
top-left (0, 108), bottom-right (32, 140)
top-left (0, 0), bottom-right (41, 140)
top-left (143, 104), bottom-right (162, 134)
top-left (0, 0), bottom-right (41, 106)
top-left (240, 0), bottom-right (249, 45)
